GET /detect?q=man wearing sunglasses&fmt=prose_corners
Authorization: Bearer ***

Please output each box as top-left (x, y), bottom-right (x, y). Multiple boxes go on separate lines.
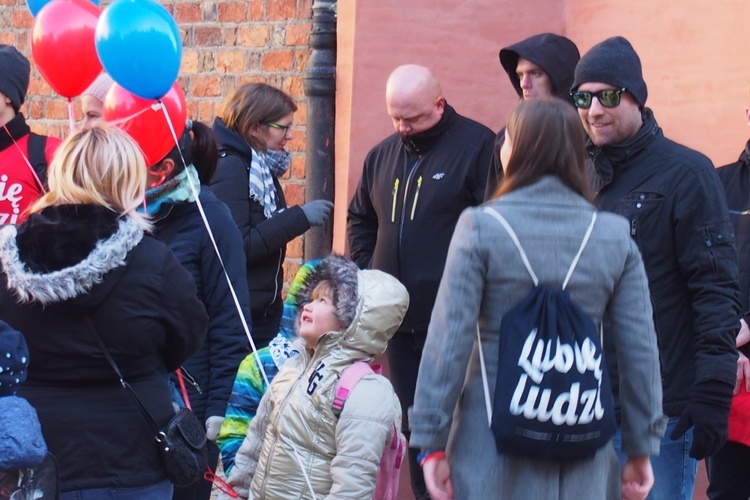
top-left (571, 36), bottom-right (741, 500)
top-left (485, 33), bottom-right (580, 199)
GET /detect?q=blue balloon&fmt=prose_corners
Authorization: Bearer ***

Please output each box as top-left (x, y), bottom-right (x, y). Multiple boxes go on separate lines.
top-left (27, 0), bottom-right (99, 17)
top-left (95, 0), bottom-right (181, 100)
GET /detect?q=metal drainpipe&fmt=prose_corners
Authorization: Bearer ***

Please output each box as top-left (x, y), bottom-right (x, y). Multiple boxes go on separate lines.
top-left (302, 0), bottom-right (337, 260)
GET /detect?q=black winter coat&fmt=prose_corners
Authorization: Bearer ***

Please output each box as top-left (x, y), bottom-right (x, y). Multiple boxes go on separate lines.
top-left (716, 141), bottom-right (750, 356)
top-left (591, 110), bottom-right (741, 417)
top-left (152, 188), bottom-right (251, 423)
top-left (0, 205), bottom-right (207, 491)
top-left (210, 118), bottom-right (310, 347)
top-left (347, 104), bottom-right (495, 332)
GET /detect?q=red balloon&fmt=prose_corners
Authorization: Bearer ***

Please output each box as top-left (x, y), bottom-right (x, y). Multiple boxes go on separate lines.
top-left (31, 0), bottom-right (102, 99)
top-left (102, 82), bottom-right (187, 167)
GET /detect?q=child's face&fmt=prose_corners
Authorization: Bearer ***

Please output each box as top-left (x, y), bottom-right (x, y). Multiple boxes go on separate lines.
top-left (299, 288), bottom-right (343, 349)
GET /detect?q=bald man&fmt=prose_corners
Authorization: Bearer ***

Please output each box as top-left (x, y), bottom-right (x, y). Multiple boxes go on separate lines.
top-left (347, 64), bottom-right (495, 499)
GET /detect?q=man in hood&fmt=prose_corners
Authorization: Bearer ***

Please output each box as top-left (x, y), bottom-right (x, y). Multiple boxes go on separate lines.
top-left (485, 33), bottom-right (580, 199)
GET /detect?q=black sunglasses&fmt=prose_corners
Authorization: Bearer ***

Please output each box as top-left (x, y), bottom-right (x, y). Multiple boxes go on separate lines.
top-left (570, 88), bottom-right (627, 109)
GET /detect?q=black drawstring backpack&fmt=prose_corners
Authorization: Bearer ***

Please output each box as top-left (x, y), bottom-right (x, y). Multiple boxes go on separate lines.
top-left (477, 207), bottom-right (616, 461)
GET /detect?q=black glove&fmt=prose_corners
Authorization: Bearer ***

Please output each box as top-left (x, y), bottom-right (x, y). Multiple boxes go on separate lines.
top-left (669, 380), bottom-right (733, 459)
top-left (301, 199), bottom-right (333, 227)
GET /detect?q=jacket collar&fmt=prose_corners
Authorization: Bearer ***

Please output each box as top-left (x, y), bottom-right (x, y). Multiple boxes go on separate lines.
top-left (740, 139), bottom-right (750, 166)
top-left (0, 205), bottom-right (143, 305)
top-left (0, 114), bottom-right (30, 151)
top-left (497, 175), bottom-right (593, 209)
top-left (587, 108), bottom-right (660, 185)
top-left (401, 103), bottom-right (456, 154)
top-left (212, 117), bottom-right (254, 159)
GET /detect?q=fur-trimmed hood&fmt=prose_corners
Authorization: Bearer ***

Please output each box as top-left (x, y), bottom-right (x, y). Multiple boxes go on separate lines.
top-left (296, 254), bottom-right (409, 358)
top-left (0, 205), bottom-right (144, 306)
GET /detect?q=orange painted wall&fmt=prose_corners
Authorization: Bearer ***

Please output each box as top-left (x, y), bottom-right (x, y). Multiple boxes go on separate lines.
top-left (334, 0), bottom-right (750, 252)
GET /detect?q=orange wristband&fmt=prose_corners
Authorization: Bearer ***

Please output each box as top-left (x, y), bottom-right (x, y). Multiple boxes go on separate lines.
top-left (419, 450), bottom-right (446, 467)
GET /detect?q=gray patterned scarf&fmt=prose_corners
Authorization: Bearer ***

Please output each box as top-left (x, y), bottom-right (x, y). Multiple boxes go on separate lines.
top-left (249, 147), bottom-right (291, 218)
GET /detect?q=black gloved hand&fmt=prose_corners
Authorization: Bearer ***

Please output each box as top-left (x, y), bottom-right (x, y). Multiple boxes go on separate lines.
top-left (301, 199), bottom-right (333, 227)
top-left (669, 380), bottom-right (733, 459)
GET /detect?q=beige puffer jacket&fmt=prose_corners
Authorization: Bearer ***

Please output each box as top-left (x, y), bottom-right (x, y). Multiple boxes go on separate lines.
top-left (225, 260), bottom-right (409, 500)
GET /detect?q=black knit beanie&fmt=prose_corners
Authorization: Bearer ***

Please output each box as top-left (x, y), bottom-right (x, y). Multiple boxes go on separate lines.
top-left (571, 36), bottom-right (647, 107)
top-left (0, 45), bottom-right (30, 113)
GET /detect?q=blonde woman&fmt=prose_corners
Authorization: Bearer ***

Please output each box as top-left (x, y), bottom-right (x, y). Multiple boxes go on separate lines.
top-left (0, 125), bottom-right (208, 499)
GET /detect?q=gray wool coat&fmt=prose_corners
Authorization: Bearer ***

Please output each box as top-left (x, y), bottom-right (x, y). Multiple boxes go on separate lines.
top-left (409, 176), bottom-right (664, 499)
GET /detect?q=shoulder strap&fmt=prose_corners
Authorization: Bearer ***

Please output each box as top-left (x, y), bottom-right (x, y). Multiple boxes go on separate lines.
top-left (483, 207), bottom-right (598, 290)
top-left (562, 212), bottom-right (597, 290)
top-left (332, 361), bottom-right (374, 416)
top-left (85, 315), bottom-right (162, 436)
top-left (483, 207), bottom-right (539, 286)
top-left (27, 133), bottom-right (48, 191)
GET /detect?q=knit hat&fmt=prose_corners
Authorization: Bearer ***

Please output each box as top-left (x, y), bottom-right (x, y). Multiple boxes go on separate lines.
top-left (0, 320), bottom-right (29, 396)
top-left (83, 72), bottom-right (114, 103)
top-left (571, 36), bottom-right (648, 107)
top-left (0, 44), bottom-right (30, 113)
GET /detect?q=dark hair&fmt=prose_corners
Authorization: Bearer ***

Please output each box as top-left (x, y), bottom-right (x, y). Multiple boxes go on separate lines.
top-left (162, 121), bottom-right (218, 185)
top-left (495, 98), bottom-right (590, 200)
top-left (220, 83), bottom-right (297, 152)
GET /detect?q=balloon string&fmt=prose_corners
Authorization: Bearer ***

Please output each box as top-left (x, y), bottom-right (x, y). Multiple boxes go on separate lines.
top-left (67, 98), bottom-right (75, 133)
top-left (0, 121), bottom-right (47, 193)
top-left (176, 368), bottom-right (192, 410)
top-left (157, 103), bottom-right (270, 390)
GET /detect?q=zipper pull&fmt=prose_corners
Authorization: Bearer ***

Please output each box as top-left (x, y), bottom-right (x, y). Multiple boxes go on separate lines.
top-left (410, 176), bottom-right (423, 220)
top-left (630, 218), bottom-right (637, 238)
top-left (391, 178), bottom-right (400, 222)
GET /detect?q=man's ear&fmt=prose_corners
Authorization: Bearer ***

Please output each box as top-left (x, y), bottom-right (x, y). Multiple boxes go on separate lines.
top-left (147, 158), bottom-right (176, 188)
top-left (745, 107), bottom-right (750, 127)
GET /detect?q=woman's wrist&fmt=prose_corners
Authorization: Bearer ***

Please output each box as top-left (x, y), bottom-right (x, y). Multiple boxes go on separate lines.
top-left (417, 449), bottom-right (446, 467)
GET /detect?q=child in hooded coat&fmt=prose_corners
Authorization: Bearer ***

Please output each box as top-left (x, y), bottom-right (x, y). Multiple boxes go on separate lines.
top-left (219, 254), bottom-right (409, 499)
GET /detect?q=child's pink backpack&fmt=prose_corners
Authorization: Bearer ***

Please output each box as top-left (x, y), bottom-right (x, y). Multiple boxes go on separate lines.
top-left (332, 362), bottom-right (406, 500)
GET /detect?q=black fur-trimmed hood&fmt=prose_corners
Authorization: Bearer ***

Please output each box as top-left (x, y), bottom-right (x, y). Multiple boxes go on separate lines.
top-left (0, 205), bottom-right (144, 305)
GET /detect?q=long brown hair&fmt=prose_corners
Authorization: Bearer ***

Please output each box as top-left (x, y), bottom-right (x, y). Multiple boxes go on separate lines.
top-left (220, 83), bottom-right (297, 152)
top-left (495, 98), bottom-right (590, 200)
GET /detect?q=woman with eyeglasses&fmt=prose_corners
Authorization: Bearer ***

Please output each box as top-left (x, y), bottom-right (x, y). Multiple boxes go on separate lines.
top-left (211, 83), bottom-right (333, 349)
top-left (409, 98), bottom-right (664, 500)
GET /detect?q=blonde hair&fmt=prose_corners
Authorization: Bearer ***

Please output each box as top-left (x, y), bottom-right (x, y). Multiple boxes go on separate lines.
top-left (30, 125), bottom-right (151, 230)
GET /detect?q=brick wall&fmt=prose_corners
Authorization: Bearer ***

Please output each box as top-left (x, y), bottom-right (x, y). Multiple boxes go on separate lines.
top-left (0, 0), bottom-right (314, 286)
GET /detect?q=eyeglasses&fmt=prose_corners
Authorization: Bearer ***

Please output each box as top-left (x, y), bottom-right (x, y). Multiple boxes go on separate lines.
top-left (570, 88), bottom-right (627, 109)
top-left (263, 122), bottom-right (292, 134)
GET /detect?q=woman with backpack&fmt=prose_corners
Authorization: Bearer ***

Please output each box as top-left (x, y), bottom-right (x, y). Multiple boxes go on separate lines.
top-left (211, 83), bottom-right (333, 349)
top-left (409, 98), bottom-right (664, 500)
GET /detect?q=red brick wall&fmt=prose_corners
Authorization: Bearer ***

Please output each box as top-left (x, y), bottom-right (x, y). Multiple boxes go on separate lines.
top-left (0, 0), bottom-right (313, 283)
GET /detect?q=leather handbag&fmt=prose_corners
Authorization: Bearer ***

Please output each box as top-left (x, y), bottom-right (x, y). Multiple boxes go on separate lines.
top-left (86, 316), bottom-right (208, 487)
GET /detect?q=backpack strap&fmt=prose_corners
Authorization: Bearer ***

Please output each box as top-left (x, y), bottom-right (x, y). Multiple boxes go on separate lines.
top-left (332, 361), bottom-right (374, 416)
top-left (483, 207), bottom-right (539, 286)
top-left (562, 212), bottom-right (597, 290)
top-left (27, 133), bottom-right (48, 191)
top-left (483, 207), bottom-right (598, 290)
